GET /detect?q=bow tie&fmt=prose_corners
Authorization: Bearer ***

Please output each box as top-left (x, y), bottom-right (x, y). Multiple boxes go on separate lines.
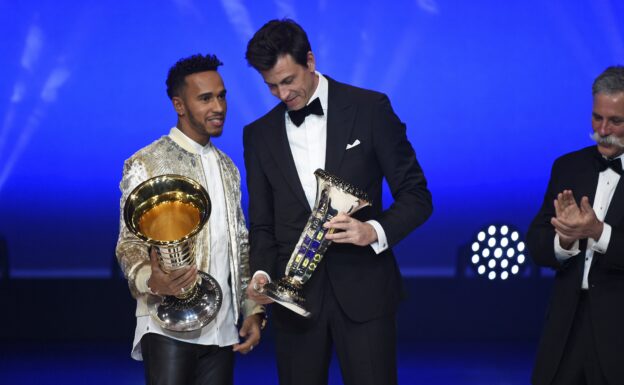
top-left (288, 97), bottom-right (324, 127)
top-left (597, 156), bottom-right (623, 175)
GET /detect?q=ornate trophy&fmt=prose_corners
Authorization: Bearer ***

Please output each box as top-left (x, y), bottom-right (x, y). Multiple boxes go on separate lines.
top-left (123, 174), bottom-right (222, 332)
top-left (259, 169), bottom-right (371, 317)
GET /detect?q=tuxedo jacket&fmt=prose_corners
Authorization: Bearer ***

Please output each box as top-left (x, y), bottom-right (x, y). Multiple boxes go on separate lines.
top-left (527, 145), bottom-right (624, 385)
top-left (243, 76), bottom-right (432, 328)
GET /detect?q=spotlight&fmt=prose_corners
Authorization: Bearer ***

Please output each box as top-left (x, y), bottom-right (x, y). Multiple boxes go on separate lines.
top-left (469, 224), bottom-right (528, 280)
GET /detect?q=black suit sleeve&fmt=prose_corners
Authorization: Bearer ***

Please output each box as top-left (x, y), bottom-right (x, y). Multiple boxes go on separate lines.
top-left (243, 124), bottom-right (279, 277)
top-left (371, 94), bottom-right (433, 247)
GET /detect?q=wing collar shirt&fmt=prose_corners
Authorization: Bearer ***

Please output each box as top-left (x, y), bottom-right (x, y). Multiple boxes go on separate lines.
top-left (131, 127), bottom-right (238, 360)
top-left (554, 154), bottom-right (623, 289)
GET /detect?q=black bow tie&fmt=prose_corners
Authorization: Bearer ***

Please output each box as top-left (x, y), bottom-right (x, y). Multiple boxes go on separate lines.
top-left (287, 97), bottom-right (324, 127)
top-left (597, 156), bottom-right (623, 175)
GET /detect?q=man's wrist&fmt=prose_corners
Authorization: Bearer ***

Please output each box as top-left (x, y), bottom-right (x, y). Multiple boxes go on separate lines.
top-left (591, 221), bottom-right (604, 241)
top-left (559, 238), bottom-right (575, 250)
top-left (253, 312), bottom-right (267, 330)
top-left (366, 223), bottom-right (378, 244)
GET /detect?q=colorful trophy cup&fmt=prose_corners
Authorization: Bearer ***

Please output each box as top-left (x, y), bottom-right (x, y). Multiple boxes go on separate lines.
top-left (259, 169), bottom-right (371, 317)
top-left (123, 174), bottom-right (222, 331)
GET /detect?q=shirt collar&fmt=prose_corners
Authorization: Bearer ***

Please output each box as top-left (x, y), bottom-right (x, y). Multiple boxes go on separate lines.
top-left (286, 71), bottom-right (328, 116)
top-left (169, 127), bottom-right (213, 155)
top-left (310, 71), bottom-right (328, 113)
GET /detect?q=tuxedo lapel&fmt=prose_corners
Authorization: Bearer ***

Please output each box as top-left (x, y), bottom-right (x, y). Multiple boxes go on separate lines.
top-left (324, 78), bottom-right (356, 175)
top-left (263, 108), bottom-right (310, 211)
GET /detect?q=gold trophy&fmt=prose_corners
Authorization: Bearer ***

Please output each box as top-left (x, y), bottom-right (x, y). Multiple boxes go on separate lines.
top-left (123, 174), bottom-right (222, 331)
top-left (259, 169), bottom-right (371, 317)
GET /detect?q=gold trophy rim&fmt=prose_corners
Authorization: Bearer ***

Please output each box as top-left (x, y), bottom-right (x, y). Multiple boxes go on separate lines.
top-left (123, 174), bottom-right (211, 246)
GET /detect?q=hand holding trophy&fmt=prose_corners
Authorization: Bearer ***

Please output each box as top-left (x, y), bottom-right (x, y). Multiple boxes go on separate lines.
top-left (257, 169), bottom-right (370, 317)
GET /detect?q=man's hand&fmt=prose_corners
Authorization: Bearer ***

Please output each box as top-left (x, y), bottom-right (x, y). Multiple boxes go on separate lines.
top-left (147, 247), bottom-right (197, 296)
top-left (551, 190), bottom-right (603, 247)
top-left (552, 190), bottom-right (580, 248)
top-left (246, 274), bottom-right (274, 305)
top-left (232, 313), bottom-right (263, 354)
top-left (323, 213), bottom-right (377, 246)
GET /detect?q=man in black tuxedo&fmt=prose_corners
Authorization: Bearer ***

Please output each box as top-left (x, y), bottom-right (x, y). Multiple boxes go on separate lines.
top-left (528, 66), bottom-right (624, 385)
top-left (242, 19), bottom-right (432, 385)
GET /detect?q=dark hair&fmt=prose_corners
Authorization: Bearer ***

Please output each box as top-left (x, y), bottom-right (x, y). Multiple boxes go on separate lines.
top-left (245, 18), bottom-right (311, 71)
top-left (166, 54), bottom-right (223, 99)
top-left (592, 66), bottom-right (624, 96)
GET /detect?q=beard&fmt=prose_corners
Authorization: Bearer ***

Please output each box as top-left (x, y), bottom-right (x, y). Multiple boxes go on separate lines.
top-left (188, 110), bottom-right (223, 138)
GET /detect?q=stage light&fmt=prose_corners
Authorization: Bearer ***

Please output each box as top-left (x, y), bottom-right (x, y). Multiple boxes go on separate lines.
top-left (469, 224), bottom-right (528, 280)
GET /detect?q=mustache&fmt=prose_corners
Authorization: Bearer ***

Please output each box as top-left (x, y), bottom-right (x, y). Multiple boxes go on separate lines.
top-left (590, 132), bottom-right (624, 148)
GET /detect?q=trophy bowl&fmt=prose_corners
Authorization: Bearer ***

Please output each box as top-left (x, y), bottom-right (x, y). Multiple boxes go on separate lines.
top-left (259, 169), bottom-right (371, 318)
top-left (124, 174), bottom-right (222, 331)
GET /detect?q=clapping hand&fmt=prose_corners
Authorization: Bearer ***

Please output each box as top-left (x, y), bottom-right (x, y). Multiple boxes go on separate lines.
top-left (551, 190), bottom-right (603, 249)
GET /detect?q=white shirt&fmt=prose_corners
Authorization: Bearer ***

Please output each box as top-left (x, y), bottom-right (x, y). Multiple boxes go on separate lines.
top-left (131, 127), bottom-right (238, 360)
top-left (554, 155), bottom-right (622, 289)
top-left (286, 73), bottom-right (328, 210)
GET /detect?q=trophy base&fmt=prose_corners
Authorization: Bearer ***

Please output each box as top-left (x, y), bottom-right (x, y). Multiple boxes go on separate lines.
top-left (263, 278), bottom-right (311, 318)
top-left (147, 271), bottom-right (223, 332)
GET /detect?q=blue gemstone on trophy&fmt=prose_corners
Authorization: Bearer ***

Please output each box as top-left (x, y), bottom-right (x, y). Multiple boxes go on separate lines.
top-left (311, 240), bottom-right (320, 249)
top-left (305, 249), bottom-right (315, 258)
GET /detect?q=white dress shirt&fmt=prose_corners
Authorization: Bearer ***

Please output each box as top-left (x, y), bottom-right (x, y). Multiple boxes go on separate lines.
top-left (131, 127), bottom-right (238, 360)
top-left (554, 155), bottom-right (622, 289)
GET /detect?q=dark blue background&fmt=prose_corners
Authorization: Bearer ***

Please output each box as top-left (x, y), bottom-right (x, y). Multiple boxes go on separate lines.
top-left (1, 0), bottom-right (622, 277)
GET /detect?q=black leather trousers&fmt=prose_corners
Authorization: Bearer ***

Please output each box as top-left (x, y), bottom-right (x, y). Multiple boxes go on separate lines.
top-left (140, 333), bottom-right (234, 385)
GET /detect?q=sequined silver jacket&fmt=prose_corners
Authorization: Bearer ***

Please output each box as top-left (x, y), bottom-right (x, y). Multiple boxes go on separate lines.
top-left (115, 135), bottom-right (260, 321)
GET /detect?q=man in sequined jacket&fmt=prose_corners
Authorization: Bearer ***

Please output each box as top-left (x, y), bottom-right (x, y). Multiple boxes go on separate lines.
top-left (115, 54), bottom-right (264, 385)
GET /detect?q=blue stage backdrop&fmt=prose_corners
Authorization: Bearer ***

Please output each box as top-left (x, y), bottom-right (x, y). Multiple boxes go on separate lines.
top-left (0, 0), bottom-right (622, 277)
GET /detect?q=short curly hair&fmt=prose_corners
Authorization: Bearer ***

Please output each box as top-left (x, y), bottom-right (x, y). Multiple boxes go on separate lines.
top-left (166, 54), bottom-right (223, 99)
